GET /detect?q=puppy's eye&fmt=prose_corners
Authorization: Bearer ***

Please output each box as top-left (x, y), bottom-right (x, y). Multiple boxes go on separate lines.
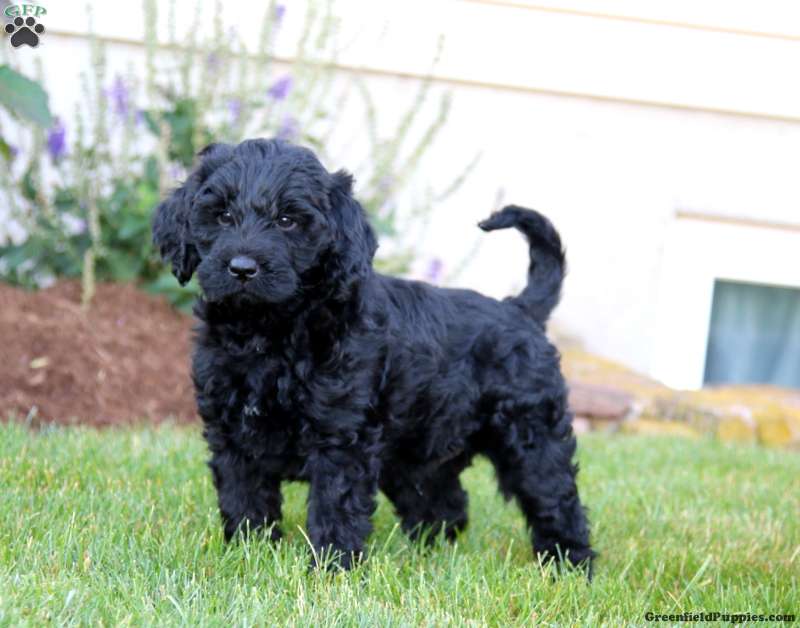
top-left (217, 211), bottom-right (233, 227)
top-left (276, 215), bottom-right (296, 230)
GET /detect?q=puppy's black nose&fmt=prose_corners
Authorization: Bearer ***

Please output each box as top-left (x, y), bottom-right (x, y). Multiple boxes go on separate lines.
top-left (228, 256), bottom-right (259, 281)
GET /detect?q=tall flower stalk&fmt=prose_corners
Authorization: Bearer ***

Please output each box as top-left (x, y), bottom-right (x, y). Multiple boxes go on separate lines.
top-left (0, 0), bottom-right (478, 309)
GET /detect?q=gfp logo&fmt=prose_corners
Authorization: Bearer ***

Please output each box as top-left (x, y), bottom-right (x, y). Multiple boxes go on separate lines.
top-left (4, 4), bottom-right (47, 48)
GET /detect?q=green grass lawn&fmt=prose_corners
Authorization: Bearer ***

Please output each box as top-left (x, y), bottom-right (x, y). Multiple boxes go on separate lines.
top-left (0, 422), bottom-right (797, 626)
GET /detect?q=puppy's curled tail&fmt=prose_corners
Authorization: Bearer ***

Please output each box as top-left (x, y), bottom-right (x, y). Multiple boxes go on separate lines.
top-left (478, 205), bottom-right (565, 324)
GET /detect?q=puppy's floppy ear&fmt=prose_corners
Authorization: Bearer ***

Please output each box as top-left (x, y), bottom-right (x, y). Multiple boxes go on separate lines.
top-left (328, 170), bottom-right (377, 290)
top-left (152, 143), bottom-right (232, 285)
top-left (152, 185), bottom-right (199, 286)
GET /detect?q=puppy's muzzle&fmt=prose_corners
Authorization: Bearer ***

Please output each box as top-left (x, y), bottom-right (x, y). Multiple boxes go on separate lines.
top-left (228, 255), bottom-right (259, 282)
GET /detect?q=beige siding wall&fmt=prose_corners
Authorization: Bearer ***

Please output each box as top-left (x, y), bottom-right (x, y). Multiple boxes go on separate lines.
top-left (5, 0), bottom-right (800, 386)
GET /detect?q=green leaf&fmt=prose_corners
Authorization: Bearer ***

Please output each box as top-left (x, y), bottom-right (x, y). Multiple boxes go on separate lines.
top-left (0, 135), bottom-right (11, 161)
top-left (117, 212), bottom-right (148, 240)
top-left (21, 167), bottom-right (37, 201)
top-left (0, 65), bottom-right (54, 128)
top-left (136, 182), bottom-right (159, 211)
top-left (53, 187), bottom-right (78, 212)
top-left (144, 157), bottom-right (160, 188)
top-left (141, 110), bottom-right (160, 136)
top-left (102, 251), bottom-right (142, 281)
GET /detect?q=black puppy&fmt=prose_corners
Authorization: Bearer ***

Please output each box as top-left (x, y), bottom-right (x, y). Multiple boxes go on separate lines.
top-left (153, 138), bottom-right (594, 573)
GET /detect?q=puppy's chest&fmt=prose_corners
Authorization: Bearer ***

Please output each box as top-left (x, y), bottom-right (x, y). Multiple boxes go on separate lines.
top-left (204, 347), bottom-right (301, 456)
top-left (224, 351), bottom-right (299, 420)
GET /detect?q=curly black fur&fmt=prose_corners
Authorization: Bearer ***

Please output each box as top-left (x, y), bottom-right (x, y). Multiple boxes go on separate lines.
top-left (153, 138), bottom-right (594, 573)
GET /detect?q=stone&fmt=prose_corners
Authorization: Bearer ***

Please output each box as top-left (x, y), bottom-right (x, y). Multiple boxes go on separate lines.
top-left (621, 418), bottom-right (700, 439)
top-left (568, 381), bottom-right (633, 421)
top-left (590, 418), bottom-right (622, 433)
top-left (756, 414), bottom-right (800, 448)
top-left (717, 415), bottom-right (756, 444)
top-left (572, 416), bottom-right (591, 435)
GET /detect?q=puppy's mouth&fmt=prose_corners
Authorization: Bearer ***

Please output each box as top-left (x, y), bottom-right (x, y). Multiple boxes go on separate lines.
top-left (214, 285), bottom-right (266, 305)
top-left (198, 268), bottom-right (299, 307)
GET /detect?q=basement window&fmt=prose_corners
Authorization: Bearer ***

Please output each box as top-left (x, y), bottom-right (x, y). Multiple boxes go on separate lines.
top-left (704, 280), bottom-right (800, 389)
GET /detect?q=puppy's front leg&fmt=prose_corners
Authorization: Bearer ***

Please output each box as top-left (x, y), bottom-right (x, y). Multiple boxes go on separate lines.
top-left (305, 441), bottom-right (380, 569)
top-left (208, 450), bottom-right (283, 542)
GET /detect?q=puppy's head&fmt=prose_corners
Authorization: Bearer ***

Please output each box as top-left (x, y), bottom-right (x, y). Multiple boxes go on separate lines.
top-left (152, 139), bottom-right (377, 307)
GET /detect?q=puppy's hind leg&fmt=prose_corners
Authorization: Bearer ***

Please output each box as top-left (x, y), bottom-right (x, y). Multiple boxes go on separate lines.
top-left (484, 393), bottom-right (595, 575)
top-left (381, 455), bottom-right (470, 544)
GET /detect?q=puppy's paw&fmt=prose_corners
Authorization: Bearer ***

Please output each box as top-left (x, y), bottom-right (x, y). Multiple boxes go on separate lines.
top-left (309, 546), bottom-right (364, 572)
top-left (223, 520), bottom-right (283, 543)
top-left (536, 546), bottom-right (596, 580)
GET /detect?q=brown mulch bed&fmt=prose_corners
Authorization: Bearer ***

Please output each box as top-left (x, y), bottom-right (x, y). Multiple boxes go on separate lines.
top-left (0, 281), bottom-right (197, 426)
top-left (2, 280), bottom-right (634, 429)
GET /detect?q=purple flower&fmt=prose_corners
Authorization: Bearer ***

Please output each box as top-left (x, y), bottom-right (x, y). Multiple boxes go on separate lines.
top-left (424, 258), bottom-right (444, 283)
top-left (47, 118), bottom-right (67, 161)
top-left (276, 114), bottom-right (299, 141)
top-left (227, 98), bottom-right (243, 124)
top-left (7, 144), bottom-right (18, 161)
top-left (274, 4), bottom-right (286, 24)
top-left (106, 75), bottom-right (131, 118)
top-left (206, 52), bottom-right (221, 73)
top-left (61, 213), bottom-right (87, 235)
top-left (267, 75), bottom-right (293, 101)
top-left (168, 163), bottom-right (185, 182)
top-left (377, 175), bottom-right (394, 193)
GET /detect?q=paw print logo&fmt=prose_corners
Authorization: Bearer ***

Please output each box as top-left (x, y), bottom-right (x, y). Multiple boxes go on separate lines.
top-left (5, 16), bottom-right (45, 48)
